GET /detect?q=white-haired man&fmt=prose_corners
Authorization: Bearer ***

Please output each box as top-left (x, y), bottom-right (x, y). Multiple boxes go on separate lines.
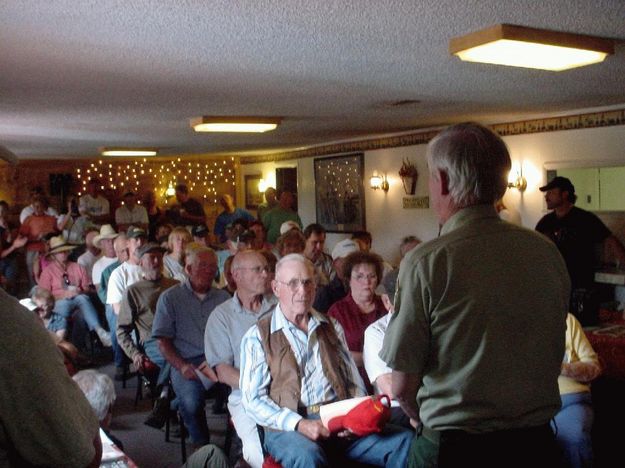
top-left (204, 250), bottom-right (277, 467)
top-left (381, 123), bottom-right (570, 467)
top-left (240, 253), bottom-right (412, 467)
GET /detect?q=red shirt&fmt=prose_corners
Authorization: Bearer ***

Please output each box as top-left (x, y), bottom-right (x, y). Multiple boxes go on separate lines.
top-left (328, 293), bottom-right (387, 391)
top-left (19, 215), bottom-right (58, 252)
top-left (38, 261), bottom-right (91, 299)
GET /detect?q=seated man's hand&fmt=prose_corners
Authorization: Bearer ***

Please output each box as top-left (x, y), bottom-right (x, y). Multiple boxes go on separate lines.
top-left (297, 419), bottom-right (330, 441)
top-left (197, 361), bottom-right (218, 382)
top-left (132, 353), bottom-right (146, 372)
top-left (180, 363), bottom-right (199, 381)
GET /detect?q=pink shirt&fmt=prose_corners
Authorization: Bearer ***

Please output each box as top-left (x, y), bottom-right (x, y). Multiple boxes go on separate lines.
top-left (38, 261), bottom-right (91, 299)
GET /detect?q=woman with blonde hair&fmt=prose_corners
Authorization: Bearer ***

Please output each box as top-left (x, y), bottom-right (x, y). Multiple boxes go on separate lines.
top-left (163, 226), bottom-right (192, 281)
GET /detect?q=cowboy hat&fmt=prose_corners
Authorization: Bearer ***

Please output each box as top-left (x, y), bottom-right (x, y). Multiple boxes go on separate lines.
top-left (93, 224), bottom-right (118, 248)
top-left (46, 236), bottom-right (76, 256)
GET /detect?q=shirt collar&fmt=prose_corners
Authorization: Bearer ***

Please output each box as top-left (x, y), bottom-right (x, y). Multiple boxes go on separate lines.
top-left (271, 304), bottom-right (329, 335)
top-left (441, 204), bottom-right (499, 236)
top-left (232, 292), bottom-right (277, 315)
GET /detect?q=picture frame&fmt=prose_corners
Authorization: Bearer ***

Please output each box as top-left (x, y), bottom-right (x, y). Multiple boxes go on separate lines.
top-left (314, 153), bottom-right (366, 233)
top-left (244, 174), bottom-right (264, 210)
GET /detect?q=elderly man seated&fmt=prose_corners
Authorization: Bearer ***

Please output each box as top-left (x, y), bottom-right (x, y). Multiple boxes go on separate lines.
top-left (152, 245), bottom-right (230, 447)
top-left (240, 253), bottom-right (412, 467)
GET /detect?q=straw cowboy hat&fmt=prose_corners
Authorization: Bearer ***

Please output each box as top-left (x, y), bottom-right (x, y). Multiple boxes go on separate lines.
top-left (46, 236), bottom-right (76, 257)
top-left (93, 224), bottom-right (119, 248)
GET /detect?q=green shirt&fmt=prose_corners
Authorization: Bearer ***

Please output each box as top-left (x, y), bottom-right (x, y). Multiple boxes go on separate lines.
top-left (381, 204), bottom-right (570, 432)
top-left (262, 207), bottom-right (302, 244)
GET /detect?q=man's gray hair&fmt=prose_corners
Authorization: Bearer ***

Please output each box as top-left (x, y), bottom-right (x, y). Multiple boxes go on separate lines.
top-left (427, 122), bottom-right (511, 208)
top-left (275, 253), bottom-right (313, 278)
top-left (73, 370), bottom-right (116, 422)
top-left (184, 243), bottom-right (216, 266)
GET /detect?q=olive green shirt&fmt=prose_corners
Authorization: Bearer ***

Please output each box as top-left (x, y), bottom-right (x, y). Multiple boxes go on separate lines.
top-left (381, 204), bottom-right (570, 432)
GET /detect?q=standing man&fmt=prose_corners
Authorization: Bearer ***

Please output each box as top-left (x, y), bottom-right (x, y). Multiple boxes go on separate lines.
top-left (152, 246), bottom-right (230, 447)
top-left (117, 242), bottom-right (178, 428)
top-left (262, 191), bottom-right (302, 244)
top-left (381, 123), bottom-right (570, 467)
top-left (256, 187), bottom-right (278, 221)
top-left (303, 223), bottom-right (333, 287)
top-left (167, 184), bottom-right (206, 227)
top-left (213, 194), bottom-right (255, 243)
top-left (239, 254), bottom-right (412, 466)
top-left (204, 250), bottom-right (277, 468)
top-left (79, 178), bottom-right (111, 226)
top-left (536, 176), bottom-right (625, 320)
top-left (115, 191), bottom-right (148, 233)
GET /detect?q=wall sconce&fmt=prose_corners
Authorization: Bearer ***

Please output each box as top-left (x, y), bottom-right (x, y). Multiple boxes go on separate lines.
top-left (258, 178), bottom-right (268, 193)
top-left (507, 171), bottom-right (527, 192)
top-left (370, 171), bottom-right (389, 192)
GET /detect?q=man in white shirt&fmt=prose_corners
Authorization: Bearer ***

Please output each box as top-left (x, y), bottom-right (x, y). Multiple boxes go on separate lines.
top-left (363, 268), bottom-right (410, 428)
top-left (77, 229), bottom-right (101, 283)
top-left (79, 178), bottom-right (110, 225)
top-left (115, 191), bottom-right (148, 233)
top-left (106, 226), bottom-right (147, 315)
top-left (91, 225), bottom-right (120, 292)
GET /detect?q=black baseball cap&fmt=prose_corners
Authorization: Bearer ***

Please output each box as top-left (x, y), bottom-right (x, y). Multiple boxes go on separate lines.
top-left (539, 176), bottom-right (575, 194)
top-left (136, 242), bottom-right (167, 258)
top-left (192, 224), bottom-right (209, 237)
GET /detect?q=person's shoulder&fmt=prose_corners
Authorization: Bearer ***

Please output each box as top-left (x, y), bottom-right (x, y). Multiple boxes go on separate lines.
top-left (211, 287), bottom-right (232, 303)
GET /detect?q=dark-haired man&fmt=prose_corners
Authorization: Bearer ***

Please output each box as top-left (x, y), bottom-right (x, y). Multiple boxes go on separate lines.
top-left (303, 223), bottom-right (333, 287)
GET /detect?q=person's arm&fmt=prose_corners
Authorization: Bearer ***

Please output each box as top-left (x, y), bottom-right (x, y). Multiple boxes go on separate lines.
top-left (392, 370), bottom-right (421, 422)
top-left (157, 336), bottom-right (198, 380)
top-left (215, 363), bottom-right (240, 389)
top-left (116, 290), bottom-right (143, 367)
top-left (86, 433), bottom-right (103, 468)
top-left (562, 314), bottom-right (602, 383)
top-left (1, 235), bottom-right (27, 258)
top-left (604, 235), bottom-right (625, 268)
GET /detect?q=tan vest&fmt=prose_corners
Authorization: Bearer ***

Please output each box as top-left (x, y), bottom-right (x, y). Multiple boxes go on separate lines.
top-left (257, 312), bottom-right (359, 413)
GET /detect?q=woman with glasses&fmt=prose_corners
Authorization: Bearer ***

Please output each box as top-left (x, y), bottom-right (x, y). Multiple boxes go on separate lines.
top-left (328, 250), bottom-right (386, 393)
top-left (37, 236), bottom-right (112, 347)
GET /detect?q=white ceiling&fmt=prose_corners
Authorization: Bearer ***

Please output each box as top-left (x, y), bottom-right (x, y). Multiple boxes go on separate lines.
top-left (1, 0), bottom-right (624, 160)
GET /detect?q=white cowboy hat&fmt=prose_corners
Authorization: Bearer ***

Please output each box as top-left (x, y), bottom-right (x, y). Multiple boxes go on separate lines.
top-left (93, 224), bottom-right (119, 248)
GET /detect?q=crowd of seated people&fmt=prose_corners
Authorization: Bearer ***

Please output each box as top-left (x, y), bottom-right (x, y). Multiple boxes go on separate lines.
top-left (0, 162), bottom-right (606, 468)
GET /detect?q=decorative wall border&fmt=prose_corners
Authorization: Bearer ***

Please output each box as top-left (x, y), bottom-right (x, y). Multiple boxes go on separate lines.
top-left (240, 108), bottom-right (625, 165)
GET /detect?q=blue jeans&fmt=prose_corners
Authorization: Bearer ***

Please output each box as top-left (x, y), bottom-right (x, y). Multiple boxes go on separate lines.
top-left (170, 355), bottom-right (213, 445)
top-left (264, 418), bottom-right (412, 468)
top-left (144, 337), bottom-right (171, 387)
top-left (54, 294), bottom-right (102, 331)
top-left (0, 256), bottom-right (18, 294)
top-left (105, 305), bottom-right (126, 367)
top-left (553, 392), bottom-right (594, 468)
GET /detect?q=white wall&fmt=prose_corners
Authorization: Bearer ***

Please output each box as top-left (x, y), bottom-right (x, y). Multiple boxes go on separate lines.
top-left (241, 124), bottom-right (625, 265)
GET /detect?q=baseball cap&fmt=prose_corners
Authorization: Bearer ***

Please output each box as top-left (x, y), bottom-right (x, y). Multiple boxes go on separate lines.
top-left (280, 220), bottom-right (301, 235)
top-left (136, 242), bottom-right (167, 258)
top-left (192, 224), bottom-right (209, 237)
top-left (539, 176), bottom-right (575, 194)
top-left (326, 395), bottom-right (391, 436)
top-left (331, 238), bottom-right (360, 261)
top-left (126, 226), bottom-right (147, 239)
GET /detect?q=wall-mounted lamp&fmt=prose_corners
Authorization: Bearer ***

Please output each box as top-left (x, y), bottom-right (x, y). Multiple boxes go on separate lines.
top-left (370, 171), bottom-right (389, 192)
top-left (258, 178), bottom-right (268, 193)
top-left (508, 171), bottom-right (527, 192)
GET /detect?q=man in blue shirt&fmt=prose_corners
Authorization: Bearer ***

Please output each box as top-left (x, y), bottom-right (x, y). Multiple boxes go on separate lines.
top-left (213, 194), bottom-right (255, 243)
top-left (152, 246), bottom-right (230, 446)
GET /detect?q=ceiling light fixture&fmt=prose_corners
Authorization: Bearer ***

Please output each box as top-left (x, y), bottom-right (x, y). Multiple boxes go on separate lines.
top-left (449, 24), bottom-right (614, 71)
top-left (190, 116), bottom-right (282, 133)
top-left (100, 148), bottom-right (158, 157)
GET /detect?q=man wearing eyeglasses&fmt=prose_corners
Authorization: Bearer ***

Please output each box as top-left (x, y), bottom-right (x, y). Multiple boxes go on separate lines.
top-left (204, 250), bottom-right (277, 467)
top-left (239, 253), bottom-right (411, 467)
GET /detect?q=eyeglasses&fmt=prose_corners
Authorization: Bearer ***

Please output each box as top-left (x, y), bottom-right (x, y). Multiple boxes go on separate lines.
top-left (237, 265), bottom-right (270, 274)
top-left (276, 278), bottom-right (315, 292)
top-left (351, 273), bottom-right (377, 282)
top-left (62, 273), bottom-right (70, 286)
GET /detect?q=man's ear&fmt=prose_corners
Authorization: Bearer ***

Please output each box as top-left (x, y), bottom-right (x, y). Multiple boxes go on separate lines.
top-left (271, 279), bottom-right (279, 296)
top-left (438, 170), bottom-right (450, 196)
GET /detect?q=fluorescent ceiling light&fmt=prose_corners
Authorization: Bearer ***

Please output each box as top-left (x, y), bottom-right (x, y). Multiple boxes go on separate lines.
top-left (100, 148), bottom-right (158, 157)
top-left (450, 24), bottom-right (614, 71)
top-left (191, 116), bottom-right (282, 133)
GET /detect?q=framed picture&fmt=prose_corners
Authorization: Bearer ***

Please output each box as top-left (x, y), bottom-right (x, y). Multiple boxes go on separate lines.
top-left (244, 174), bottom-right (264, 210)
top-left (314, 153), bottom-right (366, 233)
